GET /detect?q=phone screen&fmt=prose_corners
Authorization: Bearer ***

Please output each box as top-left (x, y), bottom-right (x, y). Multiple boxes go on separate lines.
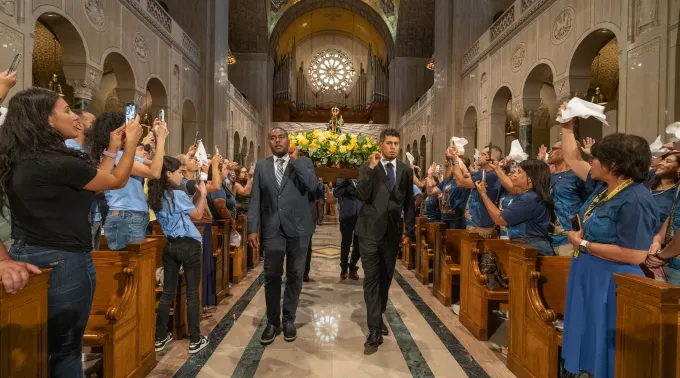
top-left (570, 215), bottom-right (582, 231)
top-left (673, 141), bottom-right (680, 151)
top-left (481, 170), bottom-right (486, 182)
top-left (125, 103), bottom-right (136, 125)
top-left (159, 109), bottom-right (165, 122)
top-left (9, 54), bottom-right (21, 72)
top-left (193, 131), bottom-right (200, 146)
top-left (214, 145), bottom-right (220, 155)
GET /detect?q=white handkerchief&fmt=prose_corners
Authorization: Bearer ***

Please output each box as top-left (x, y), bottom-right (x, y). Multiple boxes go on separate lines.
top-left (0, 107), bottom-right (6, 126)
top-left (450, 136), bottom-right (468, 155)
top-left (507, 140), bottom-right (528, 162)
top-left (474, 148), bottom-right (480, 161)
top-left (666, 122), bottom-right (680, 136)
top-left (650, 135), bottom-right (669, 157)
top-left (195, 141), bottom-right (209, 166)
top-left (405, 152), bottom-right (415, 165)
top-left (556, 97), bottom-right (610, 127)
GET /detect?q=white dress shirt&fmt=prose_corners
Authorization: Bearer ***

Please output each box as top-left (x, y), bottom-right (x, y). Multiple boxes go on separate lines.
top-left (380, 158), bottom-right (398, 178)
top-left (273, 153), bottom-right (290, 173)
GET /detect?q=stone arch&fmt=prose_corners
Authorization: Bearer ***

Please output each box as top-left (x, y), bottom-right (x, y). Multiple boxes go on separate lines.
top-left (241, 136), bottom-right (248, 165)
top-left (144, 75), bottom-right (169, 121)
top-left (412, 140), bottom-right (418, 166)
top-left (490, 86), bottom-right (513, 152)
top-left (233, 131), bottom-right (241, 162)
top-left (522, 62), bottom-right (557, 156)
top-left (91, 50), bottom-right (137, 114)
top-left (248, 141), bottom-right (255, 166)
top-left (33, 8), bottom-right (89, 63)
top-left (463, 105), bottom-right (478, 157)
top-left (419, 135), bottom-right (427, 169)
top-left (268, 0), bottom-right (395, 59)
top-left (181, 99), bottom-right (197, 151)
top-left (567, 26), bottom-right (619, 140)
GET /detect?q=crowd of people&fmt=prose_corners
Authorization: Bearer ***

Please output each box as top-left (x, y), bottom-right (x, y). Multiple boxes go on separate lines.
top-left (0, 75), bottom-right (259, 374)
top-left (2, 64), bottom-right (680, 377)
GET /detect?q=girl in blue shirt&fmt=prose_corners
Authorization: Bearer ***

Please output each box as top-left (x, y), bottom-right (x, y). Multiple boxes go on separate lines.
top-left (87, 114), bottom-right (169, 250)
top-left (149, 156), bottom-right (209, 354)
top-left (475, 159), bottom-right (555, 256)
top-left (646, 153), bottom-right (680, 232)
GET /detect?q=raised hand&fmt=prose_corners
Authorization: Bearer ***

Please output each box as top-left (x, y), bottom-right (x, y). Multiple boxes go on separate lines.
top-left (154, 118), bottom-right (169, 141)
top-left (248, 233), bottom-right (259, 250)
top-left (537, 144), bottom-right (547, 161)
top-left (474, 180), bottom-right (487, 193)
top-left (0, 70), bottom-right (18, 90)
top-left (581, 137), bottom-right (595, 155)
top-left (187, 144), bottom-right (198, 157)
top-left (289, 146), bottom-right (299, 160)
top-left (212, 153), bottom-right (223, 167)
top-left (197, 180), bottom-right (207, 196)
top-left (107, 123), bottom-right (126, 153)
top-left (368, 151), bottom-right (381, 169)
top-left (125, 115), bottom-right (143, 148)
top-left (427, 162), bottom-right (436, 177)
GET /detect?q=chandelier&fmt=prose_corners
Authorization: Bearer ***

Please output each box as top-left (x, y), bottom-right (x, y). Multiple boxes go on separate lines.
top-left (308, 48), bottom-right (356, 93)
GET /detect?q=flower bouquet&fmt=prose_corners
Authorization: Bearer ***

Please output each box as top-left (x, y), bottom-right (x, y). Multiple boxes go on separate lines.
top-left (289, 129), bottom-right (379, 167)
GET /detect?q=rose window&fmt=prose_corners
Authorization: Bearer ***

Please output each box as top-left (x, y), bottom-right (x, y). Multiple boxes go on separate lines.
top-left (308, 48), bottom-right (356, 93)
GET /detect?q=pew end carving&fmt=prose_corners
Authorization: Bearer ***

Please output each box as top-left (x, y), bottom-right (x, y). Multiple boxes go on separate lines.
top-left (230, 215), bottom-right (248, 284)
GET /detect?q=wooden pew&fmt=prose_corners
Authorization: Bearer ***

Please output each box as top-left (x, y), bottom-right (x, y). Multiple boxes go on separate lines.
top-left (614, 274), bottom-right (680, 378)
top-left (415, 217), bottom-right (436, 285)
top-left (0, 271), bottom-right (51, 378)
top-left (459, 238), bottom-right (509, 340)
top-left (433, 229), bottom-right (477, 306)
top-left (213, 220), bottom-right (231, 304)
top-left (506, 244), bottom-right (571, 378)
top-left (83, 239), bottom-right (158, 378)
top-left (230, 215), bottom-right (248, 284)
top-left (401, 221), bottom-right (416, 270)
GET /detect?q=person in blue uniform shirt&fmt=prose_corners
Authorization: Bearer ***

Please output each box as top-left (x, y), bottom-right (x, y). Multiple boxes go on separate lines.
top-left (427, 156), bottom-right (472, 229)
top-left (493, 163), bottom-right (520, 240)
top-left (545, 140), bottom-right (592, 256)
top-left (150, 156), bottom-right (210, 354)
top-left (559, 105), bottom-right (658, 378)
top-left (476, 159), bottom-right (555, 256)
top-left (452, 145), bottom-right (503, 238)
top-left (423, 174), bottom-right (442, 222)
top-left (645, 152), bottom-right (680, 231)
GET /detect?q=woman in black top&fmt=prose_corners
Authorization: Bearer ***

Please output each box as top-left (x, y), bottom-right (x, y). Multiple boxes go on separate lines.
top-left (0, 88), bottom-right (142, 377)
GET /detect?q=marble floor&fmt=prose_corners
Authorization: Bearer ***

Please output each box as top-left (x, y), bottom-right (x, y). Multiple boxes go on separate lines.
top-left (147, 224), bottom-right (514, 378)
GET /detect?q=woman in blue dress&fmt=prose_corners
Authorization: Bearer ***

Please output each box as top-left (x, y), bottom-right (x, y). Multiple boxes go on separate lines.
top-left (475, 159), bottom-right (555, 256)
top-left (646, 152), bottom-right (680, 231)
top-left (559, 107), bottom-right (658, 378)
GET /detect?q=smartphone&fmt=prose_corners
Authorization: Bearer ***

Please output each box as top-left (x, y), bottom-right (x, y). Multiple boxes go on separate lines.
top-left (124, 103), bottom-right (136, 125)
top-left (481, 169), bottom-right (486, 182)
top-left (159, 109), bottom-right (165, 122)
top-left (214, 145), bottom-right (220, 155)
top-left (570, 214), bottom-right (583, 232)
top-left (250, 162), bottom-right (256, 170)
top-left (436, 164), bottom-right (442, 174)
top-left (193, 131), bottom-right (200, 146)
top-left (8, 53), bottom-right (22, 73)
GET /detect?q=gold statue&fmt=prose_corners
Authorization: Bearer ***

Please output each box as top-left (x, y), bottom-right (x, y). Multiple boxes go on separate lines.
top-left (328, 106), bottom-right (342, 133)
top-left (47, 74), bottom-right (64, 97)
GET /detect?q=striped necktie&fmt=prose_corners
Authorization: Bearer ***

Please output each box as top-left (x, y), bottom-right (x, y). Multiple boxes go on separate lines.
top-left (276, 158), bottom-right (285, 186)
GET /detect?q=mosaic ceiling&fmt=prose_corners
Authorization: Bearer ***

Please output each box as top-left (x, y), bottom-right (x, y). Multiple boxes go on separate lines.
top-left (268, 0), bottom-right (400, 38)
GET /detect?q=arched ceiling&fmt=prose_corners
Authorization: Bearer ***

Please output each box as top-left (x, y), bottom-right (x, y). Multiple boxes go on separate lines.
top-left (277, 8), bottom-right (387, 59)
top-left (394, 0), bottom-right (434, 57)
top-left (269, 0), bottom-right (395, 60)
top-left (269, 0), bottom-right (399, 37)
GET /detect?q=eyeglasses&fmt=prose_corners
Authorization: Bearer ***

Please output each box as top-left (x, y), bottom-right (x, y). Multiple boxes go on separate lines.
top-left (549, 147), bottom-right (562, 152)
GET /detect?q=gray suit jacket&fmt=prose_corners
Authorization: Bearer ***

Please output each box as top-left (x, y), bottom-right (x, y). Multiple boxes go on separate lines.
top-left (247, 156), bottom-right (318, 239)
top-left (355, 159), bottom-right (416, 242)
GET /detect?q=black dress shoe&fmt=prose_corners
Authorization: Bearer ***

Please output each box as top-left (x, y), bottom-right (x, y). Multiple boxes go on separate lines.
top-left (282, 322), bottom-right (297, 342)
top-left (340, 271), bottom-right (348, 279)
top-left (349, 269), bottom-right (360, 280)
top-left (381, 321), bottom-right (389, 336)
top-left (260, 323), bottom-right (281, 345)
top-left (364, 329), bottom-right (383, 347)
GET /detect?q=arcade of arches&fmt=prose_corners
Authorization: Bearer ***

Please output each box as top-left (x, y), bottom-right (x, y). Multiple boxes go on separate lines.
top-left (1, 0), bottom-right (680, 377)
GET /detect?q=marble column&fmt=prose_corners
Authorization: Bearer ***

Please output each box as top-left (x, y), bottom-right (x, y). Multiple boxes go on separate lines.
top-left (519, 112), bottom-right (533, 152)
top-left (64, 65), bottom-right (102, 111)
top-left (389, 57), bottom-right (433, 130)
top-left (432, 0), bottom-right (454, 157)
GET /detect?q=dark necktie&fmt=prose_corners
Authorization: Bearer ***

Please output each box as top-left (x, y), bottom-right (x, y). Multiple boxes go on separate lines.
top-left (386, 162), bottom-right (396, 193)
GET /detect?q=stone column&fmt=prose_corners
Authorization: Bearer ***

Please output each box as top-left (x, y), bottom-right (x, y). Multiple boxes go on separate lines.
top-left (64, 65), bottom-right (102, 111)
top-left (519, 111), bottom-right (533, 152)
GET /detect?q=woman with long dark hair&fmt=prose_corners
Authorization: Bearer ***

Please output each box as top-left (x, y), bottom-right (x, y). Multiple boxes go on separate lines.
top-left (474, 159), bottom-right (556, 255)
top-left (87, 112), bottom-right (168, 250)
top-left (558, 105), bottom-right (657, 378)
top-left (233, 165), bottom-right (253, 215)
top-left (0, 87), bottom-right (142, 376)
top-left (150, 156), bottom-right (209, 354)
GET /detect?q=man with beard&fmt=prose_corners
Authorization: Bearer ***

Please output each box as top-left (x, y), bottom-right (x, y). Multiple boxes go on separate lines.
top-left (247, 127), bottom-right (318, 345)
top-left (355, 128), bottom-right (415, 348)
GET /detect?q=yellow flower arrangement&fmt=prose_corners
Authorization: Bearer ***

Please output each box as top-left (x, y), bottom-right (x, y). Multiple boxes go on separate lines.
top-left (288, 130), bottom-right (380, 167)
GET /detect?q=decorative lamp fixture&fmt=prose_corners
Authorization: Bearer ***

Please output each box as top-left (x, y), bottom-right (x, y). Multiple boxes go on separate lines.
top-left (47, 74), bottom-right (64, 97)
top-left (307, 48), bottom-right (356, 93)
top-left (426, 55), bottom-right (434, 71)
top-left (227, 47), bottom-right (236, 65)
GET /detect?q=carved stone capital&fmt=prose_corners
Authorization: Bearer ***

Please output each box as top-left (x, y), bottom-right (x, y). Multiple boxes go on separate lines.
top-left (520, 111), bottom-right (534, 127)
top-left (66, 68), bottom-right (101, 100)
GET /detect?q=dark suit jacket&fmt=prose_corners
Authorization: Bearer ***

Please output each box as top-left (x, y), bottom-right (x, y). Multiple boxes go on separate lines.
top-left (309, 181), bottom-right (324, 224)
top-left (247, 156), bottom-right (319, 239)
top-left (333, 179), bottom-right (361, 221)
top-left (355, 159), bottom-right (416, 242)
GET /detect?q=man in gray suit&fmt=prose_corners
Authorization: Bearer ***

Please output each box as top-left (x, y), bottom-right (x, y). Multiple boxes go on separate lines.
top-left (355, 128), bottom-right (416, 348)
top-left (248, 127), bottom-right (318, 345)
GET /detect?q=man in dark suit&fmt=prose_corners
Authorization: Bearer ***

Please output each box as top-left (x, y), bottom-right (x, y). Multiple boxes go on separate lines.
top-left (355, 128), bottom-right (416, 348)
top-left (333, 177), bottom-right (362, 280)
top-left (248, 127), bottom-right (319, 345)
top-left (303, 178), bottom-right (325, 282)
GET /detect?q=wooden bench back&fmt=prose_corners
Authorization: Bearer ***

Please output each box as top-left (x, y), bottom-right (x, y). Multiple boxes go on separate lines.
top-left (444, 229), bottom-right (467, 265)
top-left (414, 217), bottom-right (427, 275)
top-left (533, 256), bottom-right (571, 318)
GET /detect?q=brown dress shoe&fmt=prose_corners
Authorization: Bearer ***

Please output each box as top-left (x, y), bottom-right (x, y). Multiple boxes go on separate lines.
top-left (341, 271), bottom-right (348, 279)
top-left (349, 270), bottom-right (360, 280)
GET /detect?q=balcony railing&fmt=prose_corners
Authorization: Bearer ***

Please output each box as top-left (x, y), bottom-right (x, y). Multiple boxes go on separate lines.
top-left (460, 0), bottom-right (555, 73)
top-left (227, 83), bottom-right (262, 124)
top-left (401, 86), bottom-right (434, 127)
top-left (122, 0), bottom-right (200, 68)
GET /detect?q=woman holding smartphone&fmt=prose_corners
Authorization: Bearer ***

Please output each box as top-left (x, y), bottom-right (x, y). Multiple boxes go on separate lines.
top-left (88, 113), bottom-right (169, 250)
top-left (559, 104), bottom-right (657, 378)
top-left (0, 88), bottom-right (143, 376)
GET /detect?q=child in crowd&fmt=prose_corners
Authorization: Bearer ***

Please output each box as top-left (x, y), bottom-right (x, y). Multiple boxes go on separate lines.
top-left (148, 156), bottom-right (209, 354)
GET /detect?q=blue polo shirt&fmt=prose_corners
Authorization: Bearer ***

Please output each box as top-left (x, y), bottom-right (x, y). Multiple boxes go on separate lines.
top-left (104, 151), bottom-right (148, 212)
top-left (465, 170), bottom-right (501, 228)
top-left (157, 190), bottom-right (201, 242)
